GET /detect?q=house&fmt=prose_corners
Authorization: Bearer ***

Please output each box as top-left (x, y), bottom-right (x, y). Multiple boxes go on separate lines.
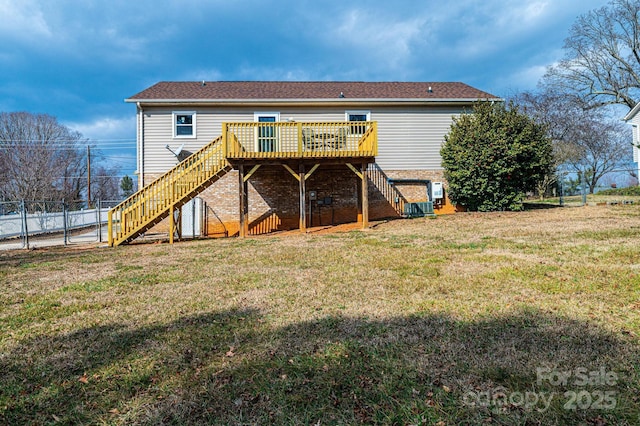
top-left (622, 105), bottom-right (640, 181)
top-left (108, 81), bottom-right (499, 246)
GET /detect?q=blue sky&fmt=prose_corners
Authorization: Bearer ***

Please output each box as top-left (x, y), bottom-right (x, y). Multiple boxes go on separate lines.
top-left (0, 0), bottom-right (610, 176)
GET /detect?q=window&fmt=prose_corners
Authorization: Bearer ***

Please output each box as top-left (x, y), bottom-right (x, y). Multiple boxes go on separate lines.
top-left (346, 111), bottom-right (370, 134)
top-left (173, 111), bottom-right (196, 138)
top-left (254, 112), bottom-right (280, 152)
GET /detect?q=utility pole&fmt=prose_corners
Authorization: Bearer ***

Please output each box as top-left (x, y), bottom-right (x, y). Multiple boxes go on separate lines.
top-left (87, 146), bottom-right (91, 208)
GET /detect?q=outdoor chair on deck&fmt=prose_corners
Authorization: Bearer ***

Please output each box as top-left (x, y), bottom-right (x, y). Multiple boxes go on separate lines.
top-left (302, 128), bottom-right (319, 151)
top-left (334, 127), bottom-right (348, 150)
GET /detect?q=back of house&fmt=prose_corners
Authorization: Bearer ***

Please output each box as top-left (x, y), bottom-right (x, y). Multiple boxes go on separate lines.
top-left (112, 81), bottom-right (499, 244)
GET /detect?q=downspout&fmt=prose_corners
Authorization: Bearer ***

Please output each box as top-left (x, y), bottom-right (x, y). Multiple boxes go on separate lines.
top-left (137, 102), bottom-right (144, 188)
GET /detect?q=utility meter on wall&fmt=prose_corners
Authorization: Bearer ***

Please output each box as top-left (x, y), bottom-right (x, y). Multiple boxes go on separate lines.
top-left (432, 182), bottom-right (443, 200)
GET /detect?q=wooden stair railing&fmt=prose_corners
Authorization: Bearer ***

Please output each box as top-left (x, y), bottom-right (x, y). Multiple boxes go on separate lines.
top-left (368, 163), bottom-right (406, 216)
top-left (108, 135), bottom-right (231, 246)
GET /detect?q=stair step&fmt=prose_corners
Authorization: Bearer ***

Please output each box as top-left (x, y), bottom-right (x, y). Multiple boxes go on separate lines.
top-left (108, 136), bottom-right (229, 246)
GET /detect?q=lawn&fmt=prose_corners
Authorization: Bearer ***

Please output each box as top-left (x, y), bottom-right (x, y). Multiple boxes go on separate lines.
top-left (1, 205), bottom-right (639, 425)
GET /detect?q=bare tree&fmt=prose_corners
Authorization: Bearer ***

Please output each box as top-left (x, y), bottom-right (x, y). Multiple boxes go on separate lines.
top-left (90, 164), bottom-right (122, 203)
top-left (516, 90), bottom-right (632, 194)
top-left (0, 112), bottom-right (88, 203)
top-left (516, 90), bottom-right (581, 198)
top-left (569, 112), bottom-right (631, 193)
top-left (543, 0), bottom-right (640, 110)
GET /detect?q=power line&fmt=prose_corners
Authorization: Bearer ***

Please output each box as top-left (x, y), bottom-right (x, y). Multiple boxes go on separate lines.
top-left (14, 175), bottom-right (137, 180)
top-left (0, 146), bottom-right (136, 151)
top-left (0, 140), bottom-right (87, 144)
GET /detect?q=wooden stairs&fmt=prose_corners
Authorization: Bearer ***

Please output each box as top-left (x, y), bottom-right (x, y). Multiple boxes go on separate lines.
top-left (368, 163), bottom-right (406, 216)
top-left (107, 121), bottom-right (384, 246)
top-left (108, 136), bottom-right (231, 246)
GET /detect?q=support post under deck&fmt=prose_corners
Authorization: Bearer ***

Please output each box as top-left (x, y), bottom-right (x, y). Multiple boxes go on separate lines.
top-left (362, 161), bottom-right (369, 228)
top-left (169, 204), bottom-right (182, 244)
top-left (239, 163), bottom-right (248, 237)
top-left (299, 164), bottom-right (306, 232)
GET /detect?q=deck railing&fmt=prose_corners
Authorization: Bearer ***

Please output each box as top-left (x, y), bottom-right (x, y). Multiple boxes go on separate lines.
top-left (108, 135), bottom-right (229, 246)
top-left (108, 121), bottom-right (378, 246)
top-left (223, 121), bottom-right (377, 159)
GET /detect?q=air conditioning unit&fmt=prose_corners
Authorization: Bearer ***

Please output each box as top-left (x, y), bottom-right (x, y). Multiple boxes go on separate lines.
top-left (404, 202), bottom-right (434, 218)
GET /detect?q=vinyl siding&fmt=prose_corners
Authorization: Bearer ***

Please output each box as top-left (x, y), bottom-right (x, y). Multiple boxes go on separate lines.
top-left (139, 105), bottom-right (465, 174)
top-left (142, 107), bottom-right (251, 174)
top-left (624, 116), bottom-right (639, 166)
top-left (374, 106), bottom-right (462, 170)
top-left (631, 124), bottom-right (639, 163)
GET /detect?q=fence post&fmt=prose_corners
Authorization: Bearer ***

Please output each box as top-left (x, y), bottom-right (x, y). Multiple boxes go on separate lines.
top-left (62, 200), bottom-right (68, 246)
top-left (581, 171), bottom-right (587, 206)
top-left (21, 200), bottom-right (29, 250)
top-left (97, 199), bottom-right (102, 242)
top-left (559, 178), bottom-right (564, 207)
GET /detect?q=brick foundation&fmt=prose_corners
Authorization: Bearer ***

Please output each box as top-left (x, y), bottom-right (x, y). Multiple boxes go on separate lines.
top-left (382, 169), bottom-right (457, 214)
top-left (142, 165), bottom-right (457, 237)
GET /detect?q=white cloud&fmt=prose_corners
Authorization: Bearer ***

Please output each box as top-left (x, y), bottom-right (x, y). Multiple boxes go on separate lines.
top-left (66, 116), bottom-right (136, 142)
top-left (0, 0), bottom-right (52, 43)
top-left (183, 68), bottom-right (225, 82)
top-left (436, 1), bottom-right (555, 58)
top-left (511, 64), bottom-right (549, 88)
top-left (234, 66), bottom-right (314, 81)
top-left (63, 115), bottom-right (137, 173)
top-left (0, 0), bottom-right (172, 65)
top-left (322, 9), bottom-right (427, 72)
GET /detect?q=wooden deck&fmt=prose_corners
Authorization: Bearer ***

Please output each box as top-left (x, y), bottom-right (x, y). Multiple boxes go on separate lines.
top-left (223, 121), bottom-right (377, 160)
top-left (108, 121), bottom-right (377, 246)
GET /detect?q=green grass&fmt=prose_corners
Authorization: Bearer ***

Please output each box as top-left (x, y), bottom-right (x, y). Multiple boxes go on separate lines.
top-left (597, 186), bottom-right (640, 196)
top-left (1, 205), bottom-right (639, 425)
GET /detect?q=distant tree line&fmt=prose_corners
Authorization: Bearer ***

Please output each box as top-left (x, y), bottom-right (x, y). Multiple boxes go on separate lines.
top-left (518, 0), bottom-right (639, 195)
top-left (0, 111), bottom-right (134, 208)
top-left (443, 0), bottom-right (640, 211)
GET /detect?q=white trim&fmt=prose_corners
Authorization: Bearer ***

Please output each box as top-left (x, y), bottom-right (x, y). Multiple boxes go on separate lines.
top-left (126, 98), bottom-right (502, 109)
top-left (137, 103), bottom-right (144, 187)
top-left (624, 103), bottom-right (640, 121)
top-left (253, 111), bottom-right (280, 122)
top-left (634, 125), bottom-right (639, 163)
top-left (345, 110), bottom-right (371, 121)
top-left (127, 98), bottom-right (501, 104)
top-left (253, 112), bottom-right (280, 152)
top-left (346, 110), bottom-right (371, 135)
top-left (173, 111), bottom-right (196, 138)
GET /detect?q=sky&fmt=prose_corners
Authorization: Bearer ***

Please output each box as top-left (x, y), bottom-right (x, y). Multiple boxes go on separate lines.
top-left (0, 0), bottom-right (612, 177)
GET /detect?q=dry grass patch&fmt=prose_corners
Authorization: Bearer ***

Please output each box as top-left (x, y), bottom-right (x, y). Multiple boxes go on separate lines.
top-left (1, 205), bottom-right (639, 425)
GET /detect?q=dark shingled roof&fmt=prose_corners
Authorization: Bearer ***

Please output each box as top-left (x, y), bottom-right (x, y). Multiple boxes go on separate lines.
top-left (127, 81), bottom-right (499, 101)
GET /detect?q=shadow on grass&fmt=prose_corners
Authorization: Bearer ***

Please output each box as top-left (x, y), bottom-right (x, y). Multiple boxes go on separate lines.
top-left (523, 202), bottom-right (564, 210)
top-left (0, 245), bottom-right (111, 268)
top-left (1, 307), bottom-right (638, 425)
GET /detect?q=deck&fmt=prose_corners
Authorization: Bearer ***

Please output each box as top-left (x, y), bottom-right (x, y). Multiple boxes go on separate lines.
top-left (223, 121), bottom-right (378, 237)
top-left (223, 121), bottom-right (377, 161)
top-left (108, 121), bottom-right (377, 246)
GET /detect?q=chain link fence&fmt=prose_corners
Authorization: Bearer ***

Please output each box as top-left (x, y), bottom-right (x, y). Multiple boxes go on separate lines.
top-left (525, 170), bottom-right (639, 208)
top-left (0, 200), bottom-right (120, 249)
top-left (1, 198), bottom-right (206, 249)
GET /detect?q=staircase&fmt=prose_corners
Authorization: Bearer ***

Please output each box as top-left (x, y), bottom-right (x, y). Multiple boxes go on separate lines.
top-left (108, 121), bottom-right (381, 246)
top-left (368, 163), bottom-right (406, 216)
top-left (108, 136), bottom-right (231, 246)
